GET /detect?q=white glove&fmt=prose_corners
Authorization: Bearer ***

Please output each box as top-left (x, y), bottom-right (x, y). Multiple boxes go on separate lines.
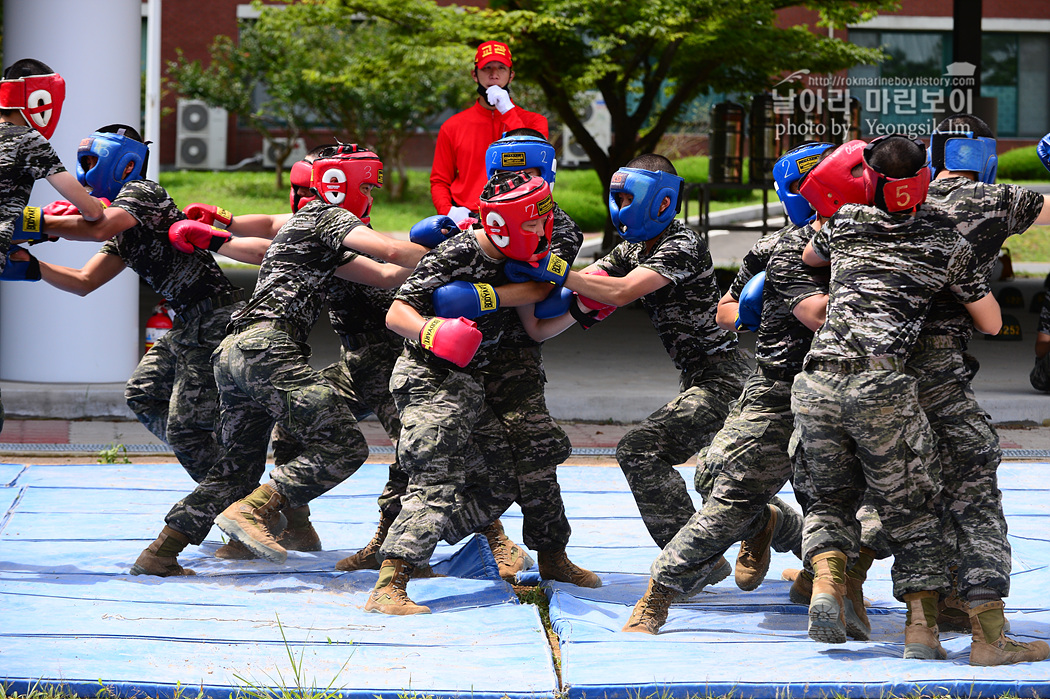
top-left (446, 205), bottom-right (473, 225)
top-left (486, 85), bottom-right (515, 114)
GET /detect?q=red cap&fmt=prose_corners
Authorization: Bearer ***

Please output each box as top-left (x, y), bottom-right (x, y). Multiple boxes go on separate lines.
top-left (475, 41), bottom-right (512, 68)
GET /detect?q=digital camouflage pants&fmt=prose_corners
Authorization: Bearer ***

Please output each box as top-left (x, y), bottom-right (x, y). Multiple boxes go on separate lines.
top-left (791, 368), bottom-right (950, 601)
top-left (616, 350), bottom-right (751, 548)
top-left (379, 354), bottom-right (518, 567)
top-left (910, 343), bottom-right (1010, 597)
top-left (125, 302), bottom-right (243, 482)
top-left (164, 325), bottom-right (368, 544)
top-left (652, 371), bottom-right (805, 594)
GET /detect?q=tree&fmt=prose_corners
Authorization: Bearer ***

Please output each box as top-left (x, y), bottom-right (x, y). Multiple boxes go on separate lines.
top-left (335, 0), bottom-right (893, 246)
top-left (166, 23), bottom-right (318, 189)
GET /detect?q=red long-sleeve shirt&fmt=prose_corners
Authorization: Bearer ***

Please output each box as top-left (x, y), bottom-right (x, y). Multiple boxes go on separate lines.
top-left (430, 100), bottom-right (549, 215)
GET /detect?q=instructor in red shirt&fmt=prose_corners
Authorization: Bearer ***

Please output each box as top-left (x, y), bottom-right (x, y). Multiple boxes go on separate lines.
top-left (430, 41), bottom-right (549, 224)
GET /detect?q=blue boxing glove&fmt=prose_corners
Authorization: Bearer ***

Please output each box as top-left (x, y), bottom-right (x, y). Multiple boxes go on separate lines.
top-left (535, 285), bottom-right (573, 319)
top-left (1, 246), bottom-right (41, 281)
top-left (410, 215), bottom-right (457, 249)
top-left (1038, 132), bottom-right (1050, 175)
top-left (433, 280), bottom-right (500, 319)
top-left (14, 206), bottom-right (48, 242)
top-left (735, 271), bottom-right (765, 332)
top-left (504, 251), bottom-right (570, 285)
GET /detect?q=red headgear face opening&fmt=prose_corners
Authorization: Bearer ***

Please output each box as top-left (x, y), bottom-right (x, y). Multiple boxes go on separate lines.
top-left (479, 172), bottom-right (554, 264)
top-left (0, 73), bottom-right (66, 140)
top-left (861, 136), bottom-right (931, 214)
top-left (309, 146), bottom-right (383, 222)
top-left (798, 139), bottom-right (869, 218)
top-left (288, 159), bottom-right (316, 213)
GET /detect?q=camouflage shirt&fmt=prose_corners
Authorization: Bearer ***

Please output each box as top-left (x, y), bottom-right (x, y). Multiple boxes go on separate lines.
top-left (230, 199), bottom-right (366, 340)
top-left (0, 122), bottom-right (65, 265)
top-left (396, 230), bottom-right (508, 370)
top-left (808, 203), bottom-right (989, 361)
top-left (1040, 292), bottom-right (1050, 336)
top-left (739, 223), bottom-right (828, 374)
top-left (922, 177), bottom-right (1044, 343)
top-left (101, 179), bottom-right (238, 317)
top-left (596, 219), bottom-right (737, 374)
top-left (501, 204), bottom-right (584, 349)
top-left (327, 277), bottom-right (397, 335)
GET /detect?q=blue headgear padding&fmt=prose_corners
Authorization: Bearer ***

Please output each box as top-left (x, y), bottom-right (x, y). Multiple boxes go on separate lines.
top-left (486, 135), bottom-right (557, 186)
top-left (608, 167), bottom-right (684, 243)
top-left (930, 130), bottom-right (997, 183)
top-left (772, 142), bottom-right (834, 226)
top-left (76, 130), bottom-right (150, 201)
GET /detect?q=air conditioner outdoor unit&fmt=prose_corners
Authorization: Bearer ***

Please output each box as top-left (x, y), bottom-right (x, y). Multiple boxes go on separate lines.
top-left (175, 99), bottom-right (228, 170)
top-left (560, 91), bottom-right (612, 168)
top-left (262, 137), bottom-right (308, 168)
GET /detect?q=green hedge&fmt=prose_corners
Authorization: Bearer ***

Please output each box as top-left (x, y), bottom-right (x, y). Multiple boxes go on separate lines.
top-left (998, 146), bottom-right (1050, 182)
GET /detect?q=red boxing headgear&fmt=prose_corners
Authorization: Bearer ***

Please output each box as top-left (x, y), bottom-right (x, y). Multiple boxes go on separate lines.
top-left (798, 139), bottom-right (869, 218)
top-left (479, 172), bottom-right (554, 264)
top-left (309, 145), bottom-right (383, 223)
top-left (475, 41), bottom-right (512, 68)
top-left (0, 73), bottom-right (65, 140)
top-left (862, 135), bottom-right (931, 214)
top-left (289, 159), bottom-right (316, 213)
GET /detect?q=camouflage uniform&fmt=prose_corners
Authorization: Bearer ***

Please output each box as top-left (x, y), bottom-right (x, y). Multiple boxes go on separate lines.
top-left (468, 205), bottom-right (581, 551)
top-left (164, 200), bottom-right (370, 544)
top-left (1033, 292), bottom-right (1050, 392)
top-left (791, 203), bottom-right (990, 600)
top-left (601, 220), bottom-right (751, 548)
top-left (913, 177), bottom-right (1044, 597)
top-left (270, 279), bottom-right (409, 517)
top-left (0, 121), bottom-right (68, 431)
top-left (102, 180), bottom-right (246, 482)
top-left (651, 226), bottom-right (819, 592)
top-left (379, 232), bottom-right (520, 567)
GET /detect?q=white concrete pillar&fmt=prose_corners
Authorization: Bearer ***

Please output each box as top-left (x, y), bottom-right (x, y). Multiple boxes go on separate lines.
top-left (1, 0), bottom-right (141, 382)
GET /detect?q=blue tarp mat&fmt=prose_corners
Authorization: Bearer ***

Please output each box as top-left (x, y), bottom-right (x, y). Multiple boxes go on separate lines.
top-left (529, 462), bottom-right (1050, 699)
top-left (0, 462), bottom-right (558, 699)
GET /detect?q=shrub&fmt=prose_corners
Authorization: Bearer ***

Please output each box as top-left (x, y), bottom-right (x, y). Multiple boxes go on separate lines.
top-left (998, 145), bottom-right (1050, 182)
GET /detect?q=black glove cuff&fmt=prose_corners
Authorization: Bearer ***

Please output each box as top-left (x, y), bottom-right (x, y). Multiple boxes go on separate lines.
top-left (207, 235), bottom-right (228, 253)
top-left (569, 297), bottom-right (600, 330)
top-left (25, 255), bottom-right (41, 281)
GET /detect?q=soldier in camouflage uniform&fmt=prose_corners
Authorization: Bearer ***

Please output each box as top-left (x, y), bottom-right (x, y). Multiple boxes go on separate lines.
top-left (552, 155), bottom-right (750, 553)
top-left (368, 171), bottom-right (559, 615)
top-left (1032, 292), bottom-right (1050, 392)
top-left (789, 135), bottom-right (1002, 659)
top-left (0, 59), bottom-right (106, 432)
top-left (29, 125), bottom-right (258, 488)
top-left (908, 114), bottom-right (1050, 665)
top-left (128, 146), bottom-right (425, 576)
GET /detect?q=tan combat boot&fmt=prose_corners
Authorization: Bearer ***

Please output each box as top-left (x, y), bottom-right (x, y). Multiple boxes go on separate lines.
top-left (843, 547), bottom-right (874, 641)
top-left (336, 511), bottom-right (395, 571)
top-left (808, 550), bottom-right (848, 644)
top-left (481, 519), bottom-right (534, 582)
top-left (938, 591), bottom-right (972, 633)
top-left (735, 505), bottom-right (779, 591)
top-left (277, 505), bottom-right (322, 552)
top-left (622, 577), bottom-right (680, 634)
top-left (214, 537), bottom-right (256, 560)
top-left (903, 591), bottom-right (947, 660)
top-left (364, 559), bottom-right (431, 615)
top-left (968, 600), bottom-right (1050, 666)
top-left (538, 549), bottom-right (601, 588)
top-left (214, 482), bottom-right (288, 563)
top-left (782, 568), bottom-right (813, 604)
top-left (130, 526), bottom-right (197, 577)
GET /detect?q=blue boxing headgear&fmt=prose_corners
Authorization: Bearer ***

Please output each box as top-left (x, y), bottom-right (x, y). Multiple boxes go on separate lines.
top-left (930, 130), bottom-right (997, 183)
top-left (486, 135), bottom-right (557, 188)
top-left (773, 142), bottom-right (834, 226)
top-left (608, 167), bottom-right (684, 243)
top-left (76, 128), bottom-right (150, 201)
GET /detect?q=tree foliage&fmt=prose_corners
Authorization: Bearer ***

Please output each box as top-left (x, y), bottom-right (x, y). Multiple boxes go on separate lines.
top-left (334, 0), bottom-right (893, 245)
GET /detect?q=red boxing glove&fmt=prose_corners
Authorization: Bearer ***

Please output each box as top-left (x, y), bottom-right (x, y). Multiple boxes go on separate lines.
top-left (183, 203), bottom-right (234, 229)
top-left (578, 269), bottom-right (616, 319)
top-left (419, 316), bottom-right (482, 368)
top-left (169, 219), bottom-right (231, 254)
top-left (43, 200), bottom-right (79, 216)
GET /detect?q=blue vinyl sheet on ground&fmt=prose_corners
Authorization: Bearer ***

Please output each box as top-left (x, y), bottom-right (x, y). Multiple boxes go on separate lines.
top-left (0, 462), bottom-right (558, 699)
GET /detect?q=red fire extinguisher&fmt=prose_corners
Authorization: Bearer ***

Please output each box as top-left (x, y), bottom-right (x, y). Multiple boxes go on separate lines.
top-left (145, 300), bottom-right (173, 354)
